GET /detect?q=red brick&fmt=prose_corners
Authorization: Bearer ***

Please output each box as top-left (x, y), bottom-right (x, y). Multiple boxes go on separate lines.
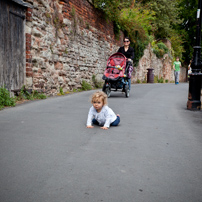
top-left (26, 63), bottom-right (32, 67)
top-left (26, 68), bottom-right (32, 72)
top-left (26, 55), bottom-right (32, 59)
top-left (27, 8), bottom-right (33, 12)
top-left (26, 59), bottom-right (32, 63)
top-left (26, 12), bottom-right (32, 17)
top-left (26, 72), bottom-right (33, 77)
top-left (26, 33), bottom-right (31, 38)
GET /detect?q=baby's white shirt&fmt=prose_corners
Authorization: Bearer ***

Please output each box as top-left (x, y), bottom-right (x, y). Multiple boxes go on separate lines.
top-left (87, 105), bottom-right (117, 128)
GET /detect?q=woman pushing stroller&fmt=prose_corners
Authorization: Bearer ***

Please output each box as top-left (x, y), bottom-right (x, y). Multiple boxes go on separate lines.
top-left (102, 36), bottom-right (134, 98)
top-left (117, 37), bottom-right (134, 90)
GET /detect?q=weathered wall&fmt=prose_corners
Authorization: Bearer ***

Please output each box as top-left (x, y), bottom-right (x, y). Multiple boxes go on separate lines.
top-left (132, 44), bottom-right (187, 83)
top-left (24, 0), bottom-right (123, 95)
top-left (23, 0), bottom-right (187, 96)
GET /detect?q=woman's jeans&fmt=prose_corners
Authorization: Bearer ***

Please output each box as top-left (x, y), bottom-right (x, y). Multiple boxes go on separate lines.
top-left (92, 116), bottom-right (120, 126)
top-left (128, 78), bottom-right (131, 90)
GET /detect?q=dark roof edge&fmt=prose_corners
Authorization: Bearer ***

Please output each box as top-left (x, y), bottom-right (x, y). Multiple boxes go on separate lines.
top-left (11, 0), bottom-right (33, 8)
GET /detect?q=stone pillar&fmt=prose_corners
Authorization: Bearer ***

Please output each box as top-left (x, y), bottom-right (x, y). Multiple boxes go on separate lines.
top-left (25, 7), bottom-right (33, 88)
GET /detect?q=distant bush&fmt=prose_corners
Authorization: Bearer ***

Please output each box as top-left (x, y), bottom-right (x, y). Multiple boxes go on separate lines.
top-left (81, 80), bottom-right (92, 91)
top-left (158, 77), bottom-right (164, 83)
top-left (154, 75), bottom-right (164, 83)
top-left (92, 75), bottom-right (103, 89)
top-left (16, 86), bottom-right (47, 101)
top-left (154, 75), bottom-right (158, 83)
top-left (0, 86), bottom-right (16, 109)
top-left (152, 42), bottom-right (169, 58)
top-left (59, 87), bottom-right (65, 95)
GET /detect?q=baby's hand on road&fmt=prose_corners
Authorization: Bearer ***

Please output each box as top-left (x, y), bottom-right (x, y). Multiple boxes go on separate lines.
top-left (101, 126), bottom-right (108, 130)
top-left (86, 125), bottom-right (94, 128)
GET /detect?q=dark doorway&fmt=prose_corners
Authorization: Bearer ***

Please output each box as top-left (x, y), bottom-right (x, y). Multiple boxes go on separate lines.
top-left (0, 0), bottom-right (27, 91)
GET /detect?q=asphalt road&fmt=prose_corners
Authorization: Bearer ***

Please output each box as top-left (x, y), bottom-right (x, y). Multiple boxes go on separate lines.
top-left (0, 83), bottom-right (202, 202)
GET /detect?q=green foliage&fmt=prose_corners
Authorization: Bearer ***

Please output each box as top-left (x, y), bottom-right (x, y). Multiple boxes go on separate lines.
top-left (59, 87), bottom-right (65, 95)
top-left (92, 75), bottom-right (103, 88)
top-left (81, 80), bottom-right (92, 91)
top-left (86, 22), bottom-right (90, 29)
top-left (133, 37), bottom-right (149, 65)
top-left (93, 0), bottom-right (121, 22)
top-left (93, 1), bottom-right (154, 65)
top-left (0, 87), bottom-right (15, 109)
top-left (154, 75), bottom-right (164, 83)
top-left (154, 75), bottom-right (158, 83)
top-left (94, 0), bottom-right (192, 65)
top-left (17, 86), bottom-right (31, 100)
top-left (16, 86), bottom-right (46, 101)
top-left (176, 0), bottom-right (197, 63)
top-left (113, 21), bottom-right (121, 37)
top-left (152, 42), bottom-right (169, 58)
top-left (169, 31), bottom-right (185, 61)
top-left (141, 0), bottom-right (182, 38)
top-left (64, 48), bottom-right (68, 54)
top-left (119, 5), bottom-right (156, 38)
top-left (72, 88), bottom-right (77, 93)
top-left (32, 90), bottom-right (47, 99)
top-left (158, 77), bottom-right (164, 83)
top-left (70, 7), bottom-right (76, 17)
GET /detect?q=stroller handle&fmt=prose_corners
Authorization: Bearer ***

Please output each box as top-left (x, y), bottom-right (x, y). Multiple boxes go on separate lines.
top-left (107, 66), bottom-right (116, 68)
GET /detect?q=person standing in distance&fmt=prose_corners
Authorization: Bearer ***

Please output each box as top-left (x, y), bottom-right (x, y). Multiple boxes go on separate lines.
top-left (173, 56), bottom-right (181, 84)
top-left (188, 59), bottom-right (192, 80)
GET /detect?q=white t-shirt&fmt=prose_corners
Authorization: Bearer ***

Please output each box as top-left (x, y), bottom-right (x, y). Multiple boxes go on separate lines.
top-left (87, 105), bottom-right (117, 128)
top-left (188, 67), bottom-right (192, 74)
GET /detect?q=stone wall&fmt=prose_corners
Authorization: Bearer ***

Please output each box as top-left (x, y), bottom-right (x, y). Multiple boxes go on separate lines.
top-left (24, 0), bottom-right (123, 95)
top-left (132, 44), bottom-right (187, 83)
top-left (23, 0), bottom-right (187, 96)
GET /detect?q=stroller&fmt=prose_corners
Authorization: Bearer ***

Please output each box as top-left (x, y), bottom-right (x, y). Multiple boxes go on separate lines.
top-left (102, 52), bottom-right (133, 98)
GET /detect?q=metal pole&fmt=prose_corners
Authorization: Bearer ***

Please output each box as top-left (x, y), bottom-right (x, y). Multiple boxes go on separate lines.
top-left (187, 0), bottom-right (202, 110)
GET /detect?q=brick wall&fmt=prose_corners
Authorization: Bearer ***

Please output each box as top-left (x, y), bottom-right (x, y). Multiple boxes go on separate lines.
top-left (24, 0), bottom-right (123, 95)
top-left (61, 0), bottom-right (115, 41)
top-left (24, 0), bottom-right (186, 95)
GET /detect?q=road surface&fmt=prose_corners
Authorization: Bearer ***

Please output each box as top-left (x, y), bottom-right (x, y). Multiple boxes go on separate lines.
top-left (0, 83), bottom-right (202, 202)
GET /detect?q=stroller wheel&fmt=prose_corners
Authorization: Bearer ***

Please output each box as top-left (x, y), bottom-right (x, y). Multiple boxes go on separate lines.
top-left (125, 85), bottom-right (129, 98)
top-left (103, 83), bottom-right (111, 98)
top-left (105, 87), bottom-right (111, 98)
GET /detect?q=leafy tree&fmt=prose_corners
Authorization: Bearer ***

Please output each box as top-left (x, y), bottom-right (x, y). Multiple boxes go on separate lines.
top-left (177, 0), bottom-right (198, 63)
top-left (169, 30), bottom-right (185, 60)
top-left (93, 0), bottom-right (192, 64)
top-left (93, 0), bottom-right (155, 64)
top-left (119, 3), bottom-right (156, 64)
top-left (141, 0), bottom-right (182, 38)
top-left (120, 4), bottom-right (156, 38)
top-left (93, 0), bottom-right (121, 22)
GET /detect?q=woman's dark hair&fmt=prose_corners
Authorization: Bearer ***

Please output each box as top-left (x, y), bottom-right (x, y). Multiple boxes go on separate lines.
top-left (123, 37), bottom-right (130, 42)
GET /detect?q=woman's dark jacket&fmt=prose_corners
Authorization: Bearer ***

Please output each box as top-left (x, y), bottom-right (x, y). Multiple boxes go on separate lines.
top-left (118, 46), bottom-right (134, 60)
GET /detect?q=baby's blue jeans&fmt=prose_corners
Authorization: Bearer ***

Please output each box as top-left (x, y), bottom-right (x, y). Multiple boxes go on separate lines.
top-left (92, 116), bottom-right (120, 126)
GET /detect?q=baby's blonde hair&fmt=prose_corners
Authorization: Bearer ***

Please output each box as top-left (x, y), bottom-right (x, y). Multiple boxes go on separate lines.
top-left (91, 91), bottom-right (108, 106)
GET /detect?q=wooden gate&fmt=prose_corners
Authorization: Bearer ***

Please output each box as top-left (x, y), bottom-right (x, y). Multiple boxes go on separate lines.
top-left (0, 0), bottom-right (27, 91)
